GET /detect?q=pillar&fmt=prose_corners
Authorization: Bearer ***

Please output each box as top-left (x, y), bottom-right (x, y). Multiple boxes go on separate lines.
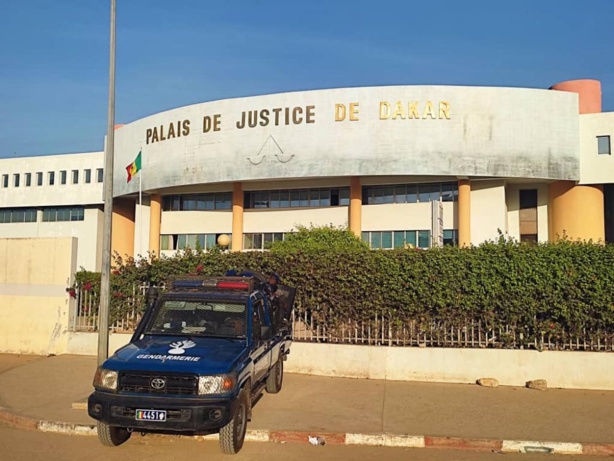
top-left (111, 198), bottom-right (135, 261)
top-left (148, 194), bottom-right (162, 256)
top-left (458, 179), bottom-right (471, 247)
top-left (349, 176), bottom-right (362, 237)
top-left (232, 182), bottom-right (244, 251)
top-left (549, 79), bottom-right (601, 114)
top-left (548, 181), bottom-right (604, 242)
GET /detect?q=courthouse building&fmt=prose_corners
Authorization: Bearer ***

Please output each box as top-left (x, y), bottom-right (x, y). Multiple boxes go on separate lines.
top-left (0, 78), bottom-right (613, 271)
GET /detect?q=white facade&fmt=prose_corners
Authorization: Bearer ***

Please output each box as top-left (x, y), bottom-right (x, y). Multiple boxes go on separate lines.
top-left (0, 82), bottom-right (613, 266)
top-left (0, 152), bottom-right (104, 270)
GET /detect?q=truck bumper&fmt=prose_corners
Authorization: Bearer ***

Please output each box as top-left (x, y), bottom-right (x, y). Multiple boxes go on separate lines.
top-left (88, 392), bottom-right (238, 434)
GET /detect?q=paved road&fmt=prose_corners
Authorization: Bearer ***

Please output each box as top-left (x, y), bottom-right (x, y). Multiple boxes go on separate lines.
top-left (0, 424), bottom-right (611, 461)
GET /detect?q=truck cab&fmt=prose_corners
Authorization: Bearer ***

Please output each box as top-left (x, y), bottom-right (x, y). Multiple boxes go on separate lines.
top-left (88, 274), bottom-right (294, 454)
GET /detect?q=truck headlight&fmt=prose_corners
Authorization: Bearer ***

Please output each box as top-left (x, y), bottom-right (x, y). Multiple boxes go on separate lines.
top-left (93, 367), bottom-right (118, 391)
top-left (198, 375), bottom-right (235, 395)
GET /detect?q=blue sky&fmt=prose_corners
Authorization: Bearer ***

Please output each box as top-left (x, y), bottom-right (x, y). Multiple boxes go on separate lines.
top-left (0, 0), bottom-right (613, 158)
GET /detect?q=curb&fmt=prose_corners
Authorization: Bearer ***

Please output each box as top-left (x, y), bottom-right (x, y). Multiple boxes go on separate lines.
top-left (1, 406), bottom-right (613, 455)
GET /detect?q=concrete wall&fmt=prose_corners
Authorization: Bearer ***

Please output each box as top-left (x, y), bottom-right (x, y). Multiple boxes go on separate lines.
top-left (579, 112), bottom-right (614, 185)
top-left (113, 85), bottom-right (580, 198)
top-left (0, 208), bottom-right (102, 272)
top-left (284, 343), bottom-right (614, 391)
top-left (0, 237), bottom-right (77, 355)
top-left (62, 333), bottom-right (614, 390)
top-left (470, 180), bottom-right (507, 244)
top-left (363, 202), bottom-right (457, 232)
top-left (0, 152), bottom-right (104, 207)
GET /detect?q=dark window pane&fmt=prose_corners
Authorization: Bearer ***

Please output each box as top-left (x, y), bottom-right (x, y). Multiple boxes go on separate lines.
top-left (279, 190), bottom-right (290, 208)
top-left (331, 189), bottom-right (340, 206)
top-left (320, 189), bottom-right (331, 206)
top-left (254, 192), bottom-right (268, 209)
top-left (371, 232), bottom-right (382, 249)
top-left (406, 185), bottom-right (417, 203)
top-left (37, 172), bottom-right (43, 186)
top-left (171, 196), bottom-right (181, 211)
top-left (394, 185), bottom-right (406, 203)
top-left (340, 188), bottom-right (350, 206)
top-left (290, 190), bottom-right (301, 207)
top-left (441, 183), bottom-right (457, 202)
top-left (269, 191), bottom-right (280, 208)
top-left (60, 171), bottom-right (67, 185)
top-left (299, 190), bottom-right (309, 207)
top-left (309, 189), bottom-right (320, 207)
top-left (85, 169), bottom-right (91, 184)
top-left (598, 135), bottom-right (611, 155)
top-left (382, 187), bottom-right (394, 204)
top-left (394, 232), bottom-right (405, 248)
top-left (97, 169), bottom-right (103, 183)
top-left (273, 232), bottom-right (284, 242)
top-left (405, 231), bottom-right (417, 247)
top-left (381, 231), bottom-right (393, 249)
top-left (253, 233), bottom-right (263, 249)
top-left (418, 231), bottom-right (430, 248)
top-left (361, 232), bottom-right (369, 243)
top-left (519, 190), bottom-right (538, 209)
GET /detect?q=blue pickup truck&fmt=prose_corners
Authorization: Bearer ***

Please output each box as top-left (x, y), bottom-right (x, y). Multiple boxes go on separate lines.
top-left (88, 273), bottom-right (294, 454)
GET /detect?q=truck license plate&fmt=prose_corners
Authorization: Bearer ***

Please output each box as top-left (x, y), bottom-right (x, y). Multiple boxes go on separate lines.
top-left (135, 409), bottom-right (166, 422)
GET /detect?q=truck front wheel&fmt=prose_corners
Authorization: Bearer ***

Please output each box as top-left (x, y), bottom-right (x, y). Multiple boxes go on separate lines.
top-left (219, 389), bottom-right (248, 454)
top-left (97, 421), bottom-right (131, 447)
top-left (266, 356), bottom-right (283, 394)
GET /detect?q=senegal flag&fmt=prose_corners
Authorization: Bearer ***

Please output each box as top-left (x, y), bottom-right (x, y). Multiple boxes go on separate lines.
top-left (125, 151), bottom-right (141, 183)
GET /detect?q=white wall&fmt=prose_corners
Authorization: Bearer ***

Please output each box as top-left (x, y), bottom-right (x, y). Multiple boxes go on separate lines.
top-left (0, 152), bottom-right (104, 207)
top-left (244, 207), bottom-right (348, 233)
top-left (113, 85), bottom-right (580, 199)
top-left (470, 180), bottom-right (507, 244)
top-left (284, 342), bottom-right (614, 391)
top-left (362, 202), bottom-right (456, 232)
top-left (0, 238), bottom-right (77, 356)
top-left (61, 333), bottom-right (614, 391)
top-left (579, 112), bottom-right (614, 185)
top-left (0, 208), bottom-right (102, 272)
top-left (161, 210), bottom-right (233, 234)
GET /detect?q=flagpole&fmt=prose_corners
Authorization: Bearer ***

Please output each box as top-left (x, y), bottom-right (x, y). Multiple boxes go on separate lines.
top-left (139, 156), bottom-right (142, 257)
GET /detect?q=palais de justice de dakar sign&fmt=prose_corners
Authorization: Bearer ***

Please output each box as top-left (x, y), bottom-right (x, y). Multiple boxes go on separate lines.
top-left (144, 99), bottom-right (452, 144)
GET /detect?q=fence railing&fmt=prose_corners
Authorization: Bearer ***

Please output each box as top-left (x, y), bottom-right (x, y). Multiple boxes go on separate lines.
top-left (71, 287), bottom-right (614, 352)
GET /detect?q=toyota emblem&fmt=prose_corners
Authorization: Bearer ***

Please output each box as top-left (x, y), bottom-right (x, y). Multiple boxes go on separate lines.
top-left (150, 378), bottom-right (166, 390)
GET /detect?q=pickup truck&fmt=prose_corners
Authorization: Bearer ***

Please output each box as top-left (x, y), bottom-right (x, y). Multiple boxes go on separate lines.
top-left (88, 273), bottom-right (294, 454)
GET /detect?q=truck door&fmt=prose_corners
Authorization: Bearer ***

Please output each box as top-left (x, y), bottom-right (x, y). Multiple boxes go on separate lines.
top-left (251, 297), bottom-right (272, 383)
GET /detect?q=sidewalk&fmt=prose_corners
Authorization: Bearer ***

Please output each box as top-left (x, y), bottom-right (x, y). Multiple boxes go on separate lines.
top-left (1, 353), bottom-right (613, 451)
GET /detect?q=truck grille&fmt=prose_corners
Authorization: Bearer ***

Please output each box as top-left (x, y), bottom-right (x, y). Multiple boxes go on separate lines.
top-left (119, 371), bottom-right (198, 395)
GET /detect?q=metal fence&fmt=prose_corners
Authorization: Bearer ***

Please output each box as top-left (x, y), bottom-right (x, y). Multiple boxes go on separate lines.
top-left (71, 287), bottom-right (614, 352)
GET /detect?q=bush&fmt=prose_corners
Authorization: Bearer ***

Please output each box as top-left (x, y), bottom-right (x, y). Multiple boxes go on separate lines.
top-left (71, 231), bottom-right (614, 347)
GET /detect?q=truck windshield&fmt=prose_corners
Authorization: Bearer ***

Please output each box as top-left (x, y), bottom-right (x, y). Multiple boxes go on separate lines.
top-left (145, 299), bottom-right (247, 338)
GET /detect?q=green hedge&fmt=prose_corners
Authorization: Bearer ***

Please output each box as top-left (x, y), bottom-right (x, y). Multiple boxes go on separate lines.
top-left (72, 238), bottom-right (614, 346)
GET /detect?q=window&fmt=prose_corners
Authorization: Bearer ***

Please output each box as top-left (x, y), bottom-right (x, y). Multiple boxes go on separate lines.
top-left (60, 170), bottom-right (67, 185)
top-left (243, 188), bottom-right (349, 209)
top-left (1, 175), bottom-right (7, 188)
top-left (443, 229), bottom-right (458, 246)
top-left (42, 206), bottom-right (85, 222)
top-left (97, 168), bottom-right (103, 183)
top-left (162, 193), bottom-right (233, 211)
top-left (13, 174), bottom-right (19, 187)
top-left (72, 170), bottom-right (79, 184)
top-left (363, 182), bottom-right (458, 205)
top-left (84, 169), bottom-right (92, 184)
top-left (598, 135), bottom-right (611, 155)
top-left (160, 233), bottom-right (222, 251)
top-left (25, 173), bottom-right (31, 187)
top-left (48, 172), bottom-right (55, 185)
top-left (0, 208), bottom-right (37, 223)
top-left (243, 232), bottom-right (285, 250)
top-left (519, 189), bottom-right (538, 243)
top-left (362, 230), bottom-right (431, 249)
top-left (36, 172), bottom-right (43, 186)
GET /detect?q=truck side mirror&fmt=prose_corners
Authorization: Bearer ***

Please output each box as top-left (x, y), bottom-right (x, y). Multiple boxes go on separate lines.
top-left (260, 326), bottom-right (271, 340)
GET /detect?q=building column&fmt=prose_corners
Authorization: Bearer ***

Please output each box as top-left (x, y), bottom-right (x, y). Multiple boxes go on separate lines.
top-left (458, 179), bottom-right (471, 247)
top-left (111, 198), bottom-right (135, 261)
top-left (148, 194), bottom-right (162, 257)
top-left (349, 176), bottom-right (362, 237)
top-left (548, 181), bottom-right (604, 241)
top-left (232, 182), bottom-right (244, 251)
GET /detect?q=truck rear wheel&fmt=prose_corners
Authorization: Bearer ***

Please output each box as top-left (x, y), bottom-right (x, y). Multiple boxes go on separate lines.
top-left (266, 356), bottom-right (283, 394)
top-left (97, 421), bottom-right (131, 447)
top-left (219, 389), bottom-right (248, 454)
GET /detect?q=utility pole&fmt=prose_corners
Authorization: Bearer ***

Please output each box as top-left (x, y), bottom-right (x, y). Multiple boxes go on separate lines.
top-left (98, 0), bottom-right (117, 366)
